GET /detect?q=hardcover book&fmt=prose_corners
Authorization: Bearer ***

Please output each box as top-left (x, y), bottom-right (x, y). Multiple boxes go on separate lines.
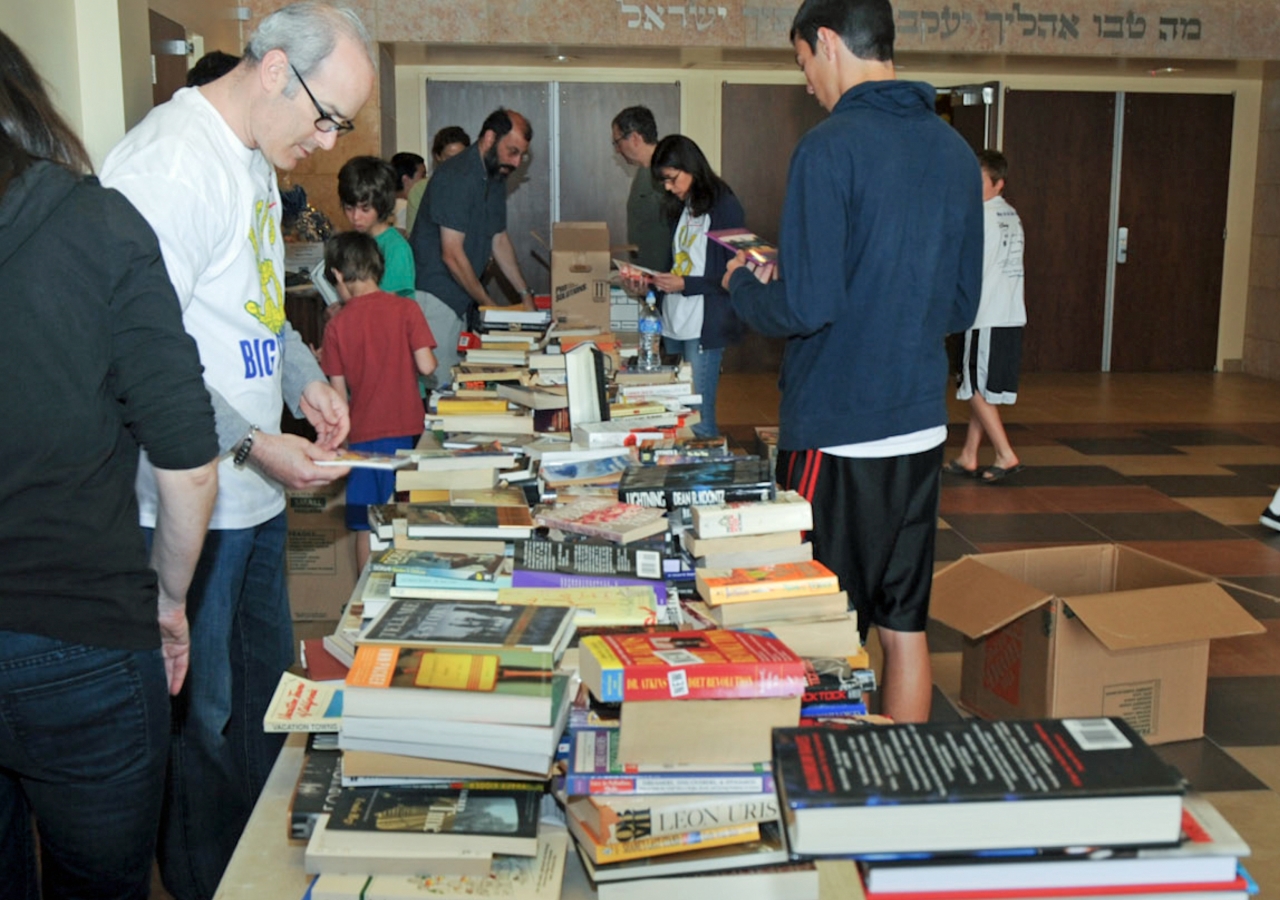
top-left (535, 497), bottom-right (669, 545)
top-left (690, 491), bottom-right (814, 539)
top-left (617, 458), bottom-right (774, 511)
top-left (578, 629), bottom-right (806, 702)
top-left (357, 598), bottom-right (574, 670)
top-left (695, 560), bottom-right (839, 606)
top-left (773, 718), bottom-right (1186, 857)
top-left (324, 784), bottom-right (542, 857)
top-left (343, 645), bottom-right (569, 727)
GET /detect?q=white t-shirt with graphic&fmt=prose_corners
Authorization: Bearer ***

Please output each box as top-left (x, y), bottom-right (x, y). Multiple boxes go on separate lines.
top-left (662, 205), bottom-right (709, 341)
top-left (971, 194), bottom-right (1026, 329)
top-left (102, 87), bottom-right (287, 530)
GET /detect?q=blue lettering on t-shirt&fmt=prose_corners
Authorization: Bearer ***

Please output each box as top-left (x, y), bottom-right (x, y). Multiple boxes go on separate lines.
top-left (239, 338), bottom-right (278, 379)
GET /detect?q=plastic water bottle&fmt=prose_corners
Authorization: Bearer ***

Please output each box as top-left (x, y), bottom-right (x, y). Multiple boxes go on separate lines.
top-left (637, 290), bottom-right (662, 372)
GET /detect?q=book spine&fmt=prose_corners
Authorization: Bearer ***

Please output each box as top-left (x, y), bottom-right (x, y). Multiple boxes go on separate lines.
top-left (694, 505), bottom-right (810, 539)
top-left (619, 484), bottom-right (773, 511)
top-left (562, 771), bottom-right (776, 796)
top-left (589, 822), bottom-right (759, 862)
top-left (513, 539), bottom-right (667, 581)
top-left (704, 576), bottom-right (838, 606)
top-left (598, 795), bottom-right (780, 842)
top-left (599, 660), bottom-right (806, 701)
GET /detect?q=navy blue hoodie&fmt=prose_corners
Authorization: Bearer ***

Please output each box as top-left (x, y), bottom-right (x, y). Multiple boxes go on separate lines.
top-left (729, 79), bottom-right (982, 451)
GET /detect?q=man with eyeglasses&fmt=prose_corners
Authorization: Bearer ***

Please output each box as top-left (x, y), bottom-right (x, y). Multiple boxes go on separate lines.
top-left (101, 4), bottom-right (375, 898)
top-left (409, 107), bottom-right (538, 385)
top-left (611, 105), bottom-right (671, 272)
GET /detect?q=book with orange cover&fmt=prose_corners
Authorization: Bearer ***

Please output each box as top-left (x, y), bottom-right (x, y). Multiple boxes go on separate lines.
top-left (578, 629), bottom-right (807, 702)
top-left (695, 560), bottom-right (839, 606)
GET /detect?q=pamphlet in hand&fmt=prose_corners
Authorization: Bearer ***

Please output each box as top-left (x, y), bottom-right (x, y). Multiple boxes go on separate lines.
top-left (707, 229), bottom-right (778, 265)
top-left (315, 450), bottom-right (414, 470)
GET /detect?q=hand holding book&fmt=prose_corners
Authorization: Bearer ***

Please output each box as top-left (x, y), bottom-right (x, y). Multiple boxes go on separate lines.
top-left (723, 251), bottom-right (778, 292)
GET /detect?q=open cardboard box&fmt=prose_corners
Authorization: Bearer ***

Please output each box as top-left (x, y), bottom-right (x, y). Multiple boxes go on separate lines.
top-left (930, 544), bottom-right (1264, 744)
top-left (551, 222), bottom-right (612, 329)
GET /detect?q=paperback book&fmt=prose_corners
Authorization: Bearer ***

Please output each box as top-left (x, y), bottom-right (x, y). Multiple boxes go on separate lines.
top-left (324, 783), bottom-right (543, 857)
top-left (578, 629), bottom-right (807, 702)
top-left (695, 560), bottom-right (839, 606)
top-left (617, 458), bottom-right (774, 511)
top-left (371, 548), bottom-right (507, 582)
top-left (362, 829), bottom-right (569, 900)
top-left (773, 717), bottom-right (1186, 857)
top-left (508, 570), bottom-right (677, 624)
top-left (576, 792), bottom-right (780, 844)
top-left (513, 537), bottom-right (667, 581)
top-left (578, 821), bottom-right (793, 886)
top-left (264, 672), bottom-right (343, 732)
top-left (567, 805), bottom-right (760, 866)
top-left (290, 748), bottom-right (343, 840)
top-left (690, 491), bottom-right (814, 539)
top-left (563, 727), bottom-right (776, 796)
top-left (535, 496), bottom-right (669, 545)
top-left (358, 598), bottom-right (575, 670)
top-left (705, 228), bottom-right (778, 265)
top-left (316, 450), bottom-right (414, 470)
top-left (368, 502), bottom-right (535, 541)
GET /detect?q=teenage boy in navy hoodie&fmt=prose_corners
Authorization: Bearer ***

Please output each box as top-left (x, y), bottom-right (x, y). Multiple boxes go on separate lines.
top-left (724, 0), bottom-right (982, 723)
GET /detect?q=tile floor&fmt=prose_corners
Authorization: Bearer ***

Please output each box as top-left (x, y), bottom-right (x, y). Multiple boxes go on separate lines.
top-left (156, 371), bottom-right (1280, 899)
top-left (719, 370), bottom-right (1280, 899)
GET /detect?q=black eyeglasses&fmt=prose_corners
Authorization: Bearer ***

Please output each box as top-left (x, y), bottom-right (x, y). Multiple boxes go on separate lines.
top-left (290, 64), bottom-right (354, 134)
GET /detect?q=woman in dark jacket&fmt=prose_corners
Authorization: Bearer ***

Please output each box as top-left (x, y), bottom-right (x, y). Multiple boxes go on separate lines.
top-left (649, 134), bottom-right (745, 438)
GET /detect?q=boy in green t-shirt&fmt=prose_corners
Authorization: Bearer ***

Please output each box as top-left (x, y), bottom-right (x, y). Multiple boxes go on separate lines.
top-left (337, 155), bottom-right (415, 298)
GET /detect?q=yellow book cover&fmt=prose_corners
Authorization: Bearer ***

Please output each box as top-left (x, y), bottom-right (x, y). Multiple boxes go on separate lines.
top-left (568, 802), bottom-right (759, 864)
top-left (436, 398), bottom-right (510, 414)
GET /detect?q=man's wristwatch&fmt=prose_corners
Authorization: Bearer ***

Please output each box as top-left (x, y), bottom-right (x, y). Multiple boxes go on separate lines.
top-left (232, 424), bottom-right (259, 468)
top-left (519, 287), bottom-right (534, 298)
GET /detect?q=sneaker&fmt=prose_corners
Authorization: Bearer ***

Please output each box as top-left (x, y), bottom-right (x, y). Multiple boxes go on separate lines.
top-left (1261, 507), bottom-right (1280, 533)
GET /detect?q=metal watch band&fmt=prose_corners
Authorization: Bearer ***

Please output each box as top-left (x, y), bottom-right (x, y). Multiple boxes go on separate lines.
top-left (233, 424), bottom-right (259, 468)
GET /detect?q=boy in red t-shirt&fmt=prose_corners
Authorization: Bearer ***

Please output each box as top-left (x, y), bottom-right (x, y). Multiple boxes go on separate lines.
top-left (321, 232), bottom-right (437, 567)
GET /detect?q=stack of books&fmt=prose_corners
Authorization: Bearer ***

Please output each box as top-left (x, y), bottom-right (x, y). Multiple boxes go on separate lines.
top-left (560, 629), bottom-right (816, 897)
top-left (340, 596), bottom-right (576, 775)
top-left (368, 547), bottom-right (511, 602)
top-left (773, 717), bottom-right (1256, 900)
top-left (393, 443), bottom-right (521, 492)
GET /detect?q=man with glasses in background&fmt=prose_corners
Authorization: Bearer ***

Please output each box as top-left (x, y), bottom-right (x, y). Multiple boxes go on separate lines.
top-left (611, 105), bottom-right (670, 272)
top-left (101, 4), bottom-right (375, 898)
top-left (409, 107), bottom-right (538, 384)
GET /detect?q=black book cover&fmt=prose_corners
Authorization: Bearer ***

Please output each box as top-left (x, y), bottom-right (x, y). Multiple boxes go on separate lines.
top-left (774, 718), bottom-right (1184, 811)
top-left (363, 597), bottom-right (572, 651)
top-left (617, 458), bottom-right (775, 510)
top-left (326, 785), bottom-right (542, 839)
top-left (514, 537), bottom-right (669, 580)
top-left (290, 749), bottom-right (343, 840)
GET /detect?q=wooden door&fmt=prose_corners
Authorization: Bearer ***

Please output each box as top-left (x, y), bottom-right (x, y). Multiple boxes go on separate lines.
top-left (719, 84), bottom-right (827, 374)
top-left (1109, 93), bottom-right (1232, 371)
top-left (1002, 90), bottom-right (1115, 371)
top-left (150, 10), bottom-right (187, 108)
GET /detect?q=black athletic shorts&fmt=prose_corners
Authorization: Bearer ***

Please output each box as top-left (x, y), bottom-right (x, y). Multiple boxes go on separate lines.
top-left (778, 443), bottom-right (944, 640)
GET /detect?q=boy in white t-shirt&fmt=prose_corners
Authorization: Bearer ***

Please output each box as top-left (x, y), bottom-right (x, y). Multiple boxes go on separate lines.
top-left (946, 149), bottom-right (1027, 484)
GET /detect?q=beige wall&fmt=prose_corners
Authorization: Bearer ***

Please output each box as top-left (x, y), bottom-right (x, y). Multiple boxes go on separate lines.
top-left (392, 60), bottom-right (1261, 371)
top-left (1244, 63), bottom-right (1280, 379)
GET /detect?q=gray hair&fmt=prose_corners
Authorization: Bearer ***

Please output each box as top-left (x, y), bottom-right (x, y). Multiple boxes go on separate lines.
top-left (243, 2), bottom-right (373, 96)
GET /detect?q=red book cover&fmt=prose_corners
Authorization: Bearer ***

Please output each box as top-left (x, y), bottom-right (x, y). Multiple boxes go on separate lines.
top-left (301, 638), bottom-right (350, 682)
top-left (579, 629), bottom-right (807, 702)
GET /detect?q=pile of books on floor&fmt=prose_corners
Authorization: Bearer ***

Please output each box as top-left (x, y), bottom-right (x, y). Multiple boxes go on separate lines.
top-left (773, 716), bottom-right (1257, 900)
top-left (559, 627), bottom-right (822, 900)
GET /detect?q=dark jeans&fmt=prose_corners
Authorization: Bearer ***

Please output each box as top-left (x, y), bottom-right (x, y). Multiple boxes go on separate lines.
top-left (0, 631), bottom-right (170, 900)
top-left (662, 337), bottom-right (724, 438)
top-left (147, 512), bottom-right (293, 900)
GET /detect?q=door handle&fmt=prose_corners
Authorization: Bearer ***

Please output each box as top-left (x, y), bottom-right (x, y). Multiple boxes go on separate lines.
top-left (1117, 226), bottom-right (1129, 264)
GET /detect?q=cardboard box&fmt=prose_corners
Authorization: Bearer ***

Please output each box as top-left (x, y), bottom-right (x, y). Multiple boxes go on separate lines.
top-left (285, 483), bottom-right (357, 622)
top-left (929, 544), bottom-right (1264, 744)
top-left (551, 222), bottom-right (611, 329)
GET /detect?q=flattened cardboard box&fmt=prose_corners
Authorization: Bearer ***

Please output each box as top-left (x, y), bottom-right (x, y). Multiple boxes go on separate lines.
top-left (930, 544), bottom-right (1263, 744)
top-left (286, 482), bottom-right (357, 622)
top-left (551, 222), bottom-right (611, 329)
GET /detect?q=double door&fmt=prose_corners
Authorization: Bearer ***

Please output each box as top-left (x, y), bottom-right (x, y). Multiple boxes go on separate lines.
top-left (1005, 90), bottom-right (1233, 372)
